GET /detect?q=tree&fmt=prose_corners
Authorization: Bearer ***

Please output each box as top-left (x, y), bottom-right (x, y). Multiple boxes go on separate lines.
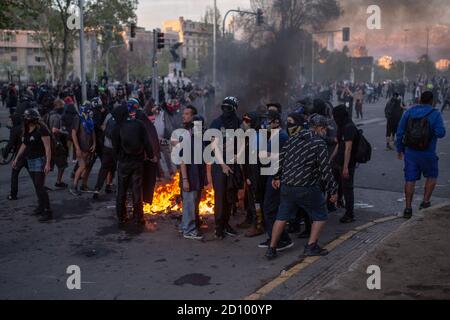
top-left (7, 0), bottom-right (138, 84)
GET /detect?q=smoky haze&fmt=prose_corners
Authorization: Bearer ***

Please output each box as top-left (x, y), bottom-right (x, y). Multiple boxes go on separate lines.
top-left (327, 0), bottom-right (450, 60)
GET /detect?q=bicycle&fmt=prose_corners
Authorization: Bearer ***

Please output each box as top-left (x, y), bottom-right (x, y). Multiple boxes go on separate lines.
top-left (0, 123), bottom-right (16, 165)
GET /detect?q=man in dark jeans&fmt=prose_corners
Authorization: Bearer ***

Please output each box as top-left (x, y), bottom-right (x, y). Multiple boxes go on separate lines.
top-left (331, 105), bottom-right (359, 224)
top-left (112, 101), bottom-right (154, 226)
top-left (209, 97), bottom-right (242, 239)
top-left (7, 113), bottom-right (25, 200)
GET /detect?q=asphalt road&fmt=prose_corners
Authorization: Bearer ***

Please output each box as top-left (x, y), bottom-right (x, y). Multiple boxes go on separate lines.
top-left (0, 97), bottom-right (448, 300)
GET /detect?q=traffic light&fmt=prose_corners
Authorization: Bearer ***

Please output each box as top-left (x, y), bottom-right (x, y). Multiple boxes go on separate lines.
top-left (157, 32), bottom-right (165, 49)
top-left (256, 9), bottom-right (264, 26)
top-left (130, 22), bottom-right (136, 38)
top-left (342, 27), bottom-right (350, 42)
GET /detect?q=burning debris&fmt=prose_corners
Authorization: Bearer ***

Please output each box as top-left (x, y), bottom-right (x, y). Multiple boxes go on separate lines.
top-left (143, 173), bottom-right (215, 216)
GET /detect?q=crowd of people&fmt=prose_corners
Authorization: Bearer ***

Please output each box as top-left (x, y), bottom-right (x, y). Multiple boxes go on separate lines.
top-left (0, 74), bottom-right (446, 260)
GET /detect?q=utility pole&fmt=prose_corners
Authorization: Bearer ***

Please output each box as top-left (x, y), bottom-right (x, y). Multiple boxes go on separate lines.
top-left (426, 27), bottom-right (430, 78)
top-left (79, 0), bottom-right (87, 102)
top-left (403, 29), bottom-right (409, 82)
top-left (152, 29), bottom-right (159, 105)
top-left (213, 0), bottom-right (217, 90)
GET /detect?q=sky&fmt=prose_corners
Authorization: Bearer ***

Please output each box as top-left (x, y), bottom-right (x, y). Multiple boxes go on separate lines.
top-left (137, 0), bottom-right (251, 30)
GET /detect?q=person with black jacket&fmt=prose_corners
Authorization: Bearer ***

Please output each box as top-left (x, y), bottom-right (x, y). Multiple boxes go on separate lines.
top-left (112, 100), bottom-right (154, 226)
top-left (12, 109), bottom-right (53, 222)
top-left (385, 93), bottom-right (405, 150)
top-left (209, 97), bottom-right (243, 239)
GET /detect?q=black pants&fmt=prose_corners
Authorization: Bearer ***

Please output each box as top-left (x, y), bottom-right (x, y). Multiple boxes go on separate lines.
top-left (94, 147), bottom-right (117, 191)
top-left (30, 171), bottom-right (50, 211)
top-left (142, 160), bottom-right (157, 204)
top-left (263, 177), bottom-right (290, 242)
top-left (212, 164), bottom-right (233, 233)
top-left (116, 161), bottom-right (144, 221)
top-left (336, 165), bottom-right (356, 217)
top-left (10, 157), bottom-right (28, 197)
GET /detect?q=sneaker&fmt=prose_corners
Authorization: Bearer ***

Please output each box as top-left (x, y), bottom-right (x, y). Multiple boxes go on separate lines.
top-left (105, 185), bottom-right (113, 194)
top-left (298, 231), bottom-right (311, 239)
top-left (224, 225), bottom-right (238, 237)
top-left (93, 190), bottom-right (100, 200)
top-left (303, 243), bottom-right (329, 257)
top-left (419, 202), bottom-right (431, 210)
top-left (184, 232), bottom-right (204, 240)
top-left (7, 194), bottom-right (17, 201)
top-left (69, 186), bottom-right (82, 196)
top-left (265, 247), bottom-right (277, 260)
top-left (55, 182), bottom-right (68, 189)
top-left (403, 208), bottom-right (413, 219)
top-left (277, 239), bottom-right (294, 252)
top-left (258, 239), bottom-right (271, 248)
top-left (340, 215), bottom-right (356, 224)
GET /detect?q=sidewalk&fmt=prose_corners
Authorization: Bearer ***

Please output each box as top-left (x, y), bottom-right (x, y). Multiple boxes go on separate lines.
top-left (312, 203), bottom-right (450, 300)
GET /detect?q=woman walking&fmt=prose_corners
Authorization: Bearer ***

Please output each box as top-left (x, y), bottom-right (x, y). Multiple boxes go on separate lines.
top-left (12, 109), bottom-right (53, 222)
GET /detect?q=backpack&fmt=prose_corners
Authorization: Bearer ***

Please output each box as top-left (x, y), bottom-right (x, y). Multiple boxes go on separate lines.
top-left (354, 129), bottom-right (372, 164)
top-left (104, 116), bottom-right (116, 140)
top-left (403, 110), bottom-right (435, 151)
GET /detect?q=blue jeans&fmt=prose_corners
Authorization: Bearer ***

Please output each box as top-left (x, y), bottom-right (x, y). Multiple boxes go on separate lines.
top-left (181, 191), bottom-right (198, 235)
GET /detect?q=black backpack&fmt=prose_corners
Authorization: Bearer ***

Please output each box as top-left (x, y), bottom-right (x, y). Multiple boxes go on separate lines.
top-left (403, 110), bottom-right (435, 151)
top-left (104, 116), bottom-right (116, 140)
top-left (354, 129), bottom-right (372, 164)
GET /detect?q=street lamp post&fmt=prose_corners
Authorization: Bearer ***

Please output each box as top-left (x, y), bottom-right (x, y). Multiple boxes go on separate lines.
top-left (213, 0), bottom-right (217, 90)
top-left (403, 29), bottom-right (409, 82)
top-left (79, 0), bottom-right (87, 102)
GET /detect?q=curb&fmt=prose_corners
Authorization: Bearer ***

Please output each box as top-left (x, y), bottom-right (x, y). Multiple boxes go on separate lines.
top-left (244, 215), bottom-right (401, 300)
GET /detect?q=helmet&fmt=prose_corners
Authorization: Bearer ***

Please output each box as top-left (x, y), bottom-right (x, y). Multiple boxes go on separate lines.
top-left (127, 98), bottom-right (140, 114)
top-left (91, 97), bottom-right (103, 109)
top-left (222, 96), bottom-right (239, 110)
top-left (80, 102), bottom-right (92, 114)
top-left (23, 108), bottom-right (41, 121)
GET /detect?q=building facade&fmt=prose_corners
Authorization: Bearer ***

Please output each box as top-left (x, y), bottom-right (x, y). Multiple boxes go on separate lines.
top-left (0, 30), bottom-right (47, 82)
top-left (163, 17), bottom-right (213, 65)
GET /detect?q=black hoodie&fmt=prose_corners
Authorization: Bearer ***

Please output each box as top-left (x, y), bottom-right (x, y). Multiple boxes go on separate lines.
top-left (111, 105), bottom-right (153, 163)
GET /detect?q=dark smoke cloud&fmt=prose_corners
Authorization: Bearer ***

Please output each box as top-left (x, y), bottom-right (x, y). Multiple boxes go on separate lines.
top-left (326, 0), bottom-right (450, 60)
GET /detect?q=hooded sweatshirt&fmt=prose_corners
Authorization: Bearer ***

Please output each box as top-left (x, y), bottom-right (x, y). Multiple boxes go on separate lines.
top-left (396, 104), bottom-right (446, 156)
top-left (275, 129), bottom-right (337, 195)
top-left (111, 104), bottom-right (153, 163)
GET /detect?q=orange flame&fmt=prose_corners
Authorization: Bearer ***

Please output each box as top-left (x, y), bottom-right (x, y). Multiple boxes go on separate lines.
top-left (143, 172), bottom-right (215, 216)
top-left (378, 55), bottom-right (394, 70)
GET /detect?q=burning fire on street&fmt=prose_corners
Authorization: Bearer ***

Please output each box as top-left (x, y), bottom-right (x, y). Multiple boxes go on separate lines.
top-left (378, 55), bottom-right (394, 70)
top-left (143, 173), bottom-right (215, 216)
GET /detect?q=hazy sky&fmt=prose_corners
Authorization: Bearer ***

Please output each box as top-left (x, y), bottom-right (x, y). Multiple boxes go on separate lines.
top-left (137, 0), bottom-right (251, 30)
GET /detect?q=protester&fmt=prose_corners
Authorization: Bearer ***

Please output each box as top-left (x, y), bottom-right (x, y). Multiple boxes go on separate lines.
top-left (266, 125), bottom-right (337, 260)
top-left (12, 109), bottom-right (52, 222)
top-left (385, 93), bottom-right (405, 151)
top-left (47, 99), bottom-right (69, 188)
top-left (179, 106), bottom-right (207, 240)
top-left (112, 101), bottom-right (154, 226)
top-left (258, 112), bottom-right (296, 250)
top-left (209, 97), bottom-right (242, 239)
top-left (331, 105), bottom-right (359, 223)
top-left (70, 103), bottom-right (96, 196)
top-left (137, 101), bottom-right (160, 205)
top-left (396, 91), bottom-right (446, 219)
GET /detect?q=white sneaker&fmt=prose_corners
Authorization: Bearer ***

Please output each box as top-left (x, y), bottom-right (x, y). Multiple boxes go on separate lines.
top-left (183, 232), bottom-right (204, 240)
